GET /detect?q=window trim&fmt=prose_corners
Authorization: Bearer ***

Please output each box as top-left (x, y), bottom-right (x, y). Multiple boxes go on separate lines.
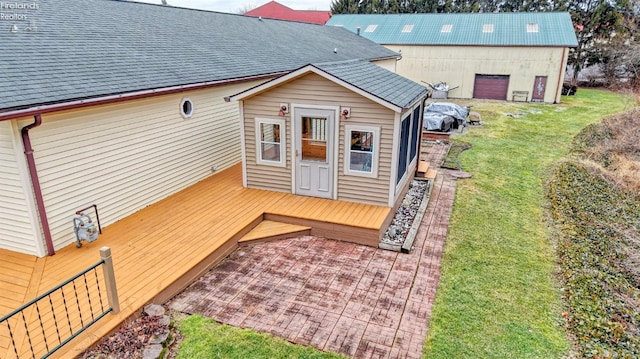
top-left (180, 97), bottom-right (194, 119)
top-left (255, 117), bottom-right (286, 167)
top-left (344, 125), bottom-right (380, 178)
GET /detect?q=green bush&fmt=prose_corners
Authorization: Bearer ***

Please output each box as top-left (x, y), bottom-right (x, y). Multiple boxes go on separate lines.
top-left (547, 160), bottom-right (640, 358)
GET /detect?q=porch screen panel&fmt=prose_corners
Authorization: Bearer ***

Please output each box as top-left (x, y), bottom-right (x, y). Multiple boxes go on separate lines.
top-left (396, 114), bottom-right (411, 184)
top-left (409, 105), bottom-right (421, 162)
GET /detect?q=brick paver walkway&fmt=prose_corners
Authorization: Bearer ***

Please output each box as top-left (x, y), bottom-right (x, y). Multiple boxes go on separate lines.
top-left (170, 143), bottom-right (458, 358)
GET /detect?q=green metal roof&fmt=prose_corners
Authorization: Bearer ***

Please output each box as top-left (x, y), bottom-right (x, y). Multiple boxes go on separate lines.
top-left (327, 12), bottom-right (578, 47)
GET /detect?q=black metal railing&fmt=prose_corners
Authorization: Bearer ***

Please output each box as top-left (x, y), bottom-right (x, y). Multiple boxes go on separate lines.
top-left (0, 247), bottom-right (119, 359)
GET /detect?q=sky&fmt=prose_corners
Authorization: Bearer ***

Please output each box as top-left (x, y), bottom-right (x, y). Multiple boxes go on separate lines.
top-left (131, 0), bottom-right (334, 14)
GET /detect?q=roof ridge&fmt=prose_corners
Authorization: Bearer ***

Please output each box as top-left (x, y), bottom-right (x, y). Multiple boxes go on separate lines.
top-left (1, 0), bottom-right (398, 111)
top-left (313, 59), bottom-right (369, 67)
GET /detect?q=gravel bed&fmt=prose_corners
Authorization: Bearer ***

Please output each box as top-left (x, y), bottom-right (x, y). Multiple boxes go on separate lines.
top-left (380, 180), bottom-right (430, 246)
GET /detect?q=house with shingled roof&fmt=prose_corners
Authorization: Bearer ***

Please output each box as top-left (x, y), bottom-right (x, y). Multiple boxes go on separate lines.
top-left (228, 59), bottom-right (427, 219)
top-left (328, 12), bottom-right (578, 103)
top-left (245, 1), bottom-right (332, 25)
top-left (0, 0), bottom-right (408, 257)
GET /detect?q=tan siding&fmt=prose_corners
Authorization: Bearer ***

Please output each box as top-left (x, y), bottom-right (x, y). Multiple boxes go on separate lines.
top-left (18, 82), bottom-right (260, 250)
top-left (243, 98), bottom-right (292, 193)
top-left (243, 73), bottom-right (395, 206)
top-left (0, 121), bottom-right (39, 255)
top-left (388, 45), bottom-right (567, 103)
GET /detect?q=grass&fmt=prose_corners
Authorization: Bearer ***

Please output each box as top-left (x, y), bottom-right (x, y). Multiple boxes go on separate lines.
top-left (423, 89), bottom-right (635, 358)
top-left (174, 314), bottom-right (345, 359)
top-left (169, 90), bottom-right (634, 359)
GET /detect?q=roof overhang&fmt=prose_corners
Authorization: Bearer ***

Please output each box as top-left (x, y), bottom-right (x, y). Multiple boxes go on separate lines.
top-left (228, 64), bottom-right (408, 113)
top-left (0, 72), bottom-right (286, 122)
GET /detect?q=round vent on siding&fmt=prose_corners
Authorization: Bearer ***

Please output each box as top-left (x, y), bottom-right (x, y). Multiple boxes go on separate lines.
top-left (180, 98), bottom-right (194, 119)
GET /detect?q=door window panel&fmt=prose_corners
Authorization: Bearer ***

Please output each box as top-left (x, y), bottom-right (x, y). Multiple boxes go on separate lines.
top-left (301, 116), bottom-right (327, 162)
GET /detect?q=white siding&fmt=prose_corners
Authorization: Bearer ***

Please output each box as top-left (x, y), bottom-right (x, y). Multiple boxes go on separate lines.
top-left (0, 121), bottom-right (40, 255)
top-left (18, 82), bottom-right (260, 250)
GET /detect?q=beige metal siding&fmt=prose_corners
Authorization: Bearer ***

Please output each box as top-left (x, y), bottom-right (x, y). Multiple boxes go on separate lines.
top-left (388, 45), bottom-right (567, 103)
top-left (373, 58), bottom-right (398, 73)
top-left (18, 83), bottom-right (257, 250)
top-left (243, 73), bottom-right (395, 206)
top-left (0, 121), bottom-right (40, 255)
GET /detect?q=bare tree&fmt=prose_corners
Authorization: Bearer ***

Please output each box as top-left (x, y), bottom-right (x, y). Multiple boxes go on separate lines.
top-left (236, 3), bottom-right (258, 14)
top-left (599, 6), bottom-right (640, 89)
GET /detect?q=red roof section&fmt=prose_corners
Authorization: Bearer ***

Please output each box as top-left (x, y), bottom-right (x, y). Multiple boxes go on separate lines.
top-left (245, 1), bottom-right (332, 25)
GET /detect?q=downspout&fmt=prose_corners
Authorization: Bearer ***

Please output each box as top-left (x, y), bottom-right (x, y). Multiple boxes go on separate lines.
top-left (21, 114), bottom-right (55, 256)
top-left (554, 47), bottom-right (567, 104)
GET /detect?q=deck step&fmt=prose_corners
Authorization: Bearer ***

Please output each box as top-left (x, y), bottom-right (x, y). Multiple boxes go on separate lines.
top-left (422, 131), bottom-right (450, 141)
top-left (417, 160), bottom-right (430, 174)
top-left (239, 220), bottom-right (311, 244)
top-left (425, 168), bottom-right (438, 179)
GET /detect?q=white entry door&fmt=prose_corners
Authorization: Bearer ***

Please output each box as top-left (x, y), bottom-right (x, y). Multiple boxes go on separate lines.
top-left (294, 108), bottom-right (334, 199)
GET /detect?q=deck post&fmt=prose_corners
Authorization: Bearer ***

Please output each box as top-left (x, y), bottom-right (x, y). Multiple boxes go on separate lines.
top-left (100, 246), bottom-right (120, 314)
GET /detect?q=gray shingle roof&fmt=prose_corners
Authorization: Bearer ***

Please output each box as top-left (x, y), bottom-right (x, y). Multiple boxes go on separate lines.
top-left (313, 60), bottom-right (427, 110)
top-left (327, 12), bottom-right (578, 47)
top-left (0, 0), bottom-right (398, 112)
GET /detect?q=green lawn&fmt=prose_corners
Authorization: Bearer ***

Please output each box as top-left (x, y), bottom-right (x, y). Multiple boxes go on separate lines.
top-left (423, 89), bottom-right (634, 358)
top-left (171, 90), bottom-right (633, 358)
top-left (175, 314), bottom-right (345, 359)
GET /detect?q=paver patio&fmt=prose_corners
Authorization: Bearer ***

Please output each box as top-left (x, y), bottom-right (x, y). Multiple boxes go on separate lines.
top-left (169, 142), bottom-right (458, 358)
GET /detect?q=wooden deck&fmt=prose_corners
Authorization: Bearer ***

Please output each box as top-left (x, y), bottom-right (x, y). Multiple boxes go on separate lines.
top-left (0, 163), bottom-right (391, 358)
top-left (239, 220), bottom-right (311, 244)
top-left (0, 250), bottom-right (39, 318)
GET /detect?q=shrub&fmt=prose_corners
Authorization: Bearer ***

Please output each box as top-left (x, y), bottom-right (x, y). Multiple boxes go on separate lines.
top-left (547, 128), bottom-right (640, 358)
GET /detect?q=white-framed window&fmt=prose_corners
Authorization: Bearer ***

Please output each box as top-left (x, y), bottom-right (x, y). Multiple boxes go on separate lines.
top-left (180, 97), bottom-right (194, 119)
top-left (344, 125), bottom-right (380, 178)
top-left (255, 118), bottom-right (286, 167)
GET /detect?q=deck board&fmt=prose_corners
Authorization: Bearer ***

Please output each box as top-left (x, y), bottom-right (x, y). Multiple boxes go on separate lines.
top-left (0, 249), bottom-right (36, 317)
top-left (239, 220), bottom-right (312, 243)
top-left (0, 163), bottom-right (391, 358)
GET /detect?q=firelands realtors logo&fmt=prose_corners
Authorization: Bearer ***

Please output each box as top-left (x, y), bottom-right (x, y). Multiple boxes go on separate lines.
top-left (2, 1), bottom-right (39, 33)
